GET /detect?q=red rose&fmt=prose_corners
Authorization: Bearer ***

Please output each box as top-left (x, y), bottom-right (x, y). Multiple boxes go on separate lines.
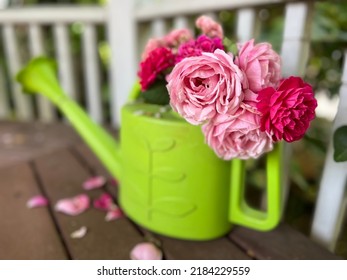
top-left (138, 47), bottom-right (175, 91)
top-left (256, 76), bottom-right (317, 142)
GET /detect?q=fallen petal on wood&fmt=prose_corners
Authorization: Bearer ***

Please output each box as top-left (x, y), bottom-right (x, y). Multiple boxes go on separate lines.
top-left (70, 226), bottom-right (87, 239)
top-left (93, 193), bottom-right (114, 211)
top-left (26, 195), bottom-right (49, 208)
top-left (130, 242), bottom-right (163, 260)
top-left (55, 194), bottom-right (90, 216)
top-left (105, 208), bottom-right (124, 221)
top-left (82, 176), bottom-right (106, 190)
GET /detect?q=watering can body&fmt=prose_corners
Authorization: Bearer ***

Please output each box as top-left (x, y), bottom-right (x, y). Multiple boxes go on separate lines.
top-left (120, 103), bottom-right (231, 239)
top-left (16, 57), bottom-right (282, 241)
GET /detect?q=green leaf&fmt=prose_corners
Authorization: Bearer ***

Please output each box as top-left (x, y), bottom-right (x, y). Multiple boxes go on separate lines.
top-left (333, 126), bottom-right (347, 162)
top-left (223, 37), bottom-right (238, 55)
top-left (142, 80), bottom-right (170, 105)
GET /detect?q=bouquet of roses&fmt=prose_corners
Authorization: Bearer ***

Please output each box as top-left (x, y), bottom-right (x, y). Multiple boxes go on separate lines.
top-left (137, 15), bottom-right (317, 160)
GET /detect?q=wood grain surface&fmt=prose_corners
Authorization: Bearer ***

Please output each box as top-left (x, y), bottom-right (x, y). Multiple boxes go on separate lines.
top-left (0, 121), bottom-right (342, 260)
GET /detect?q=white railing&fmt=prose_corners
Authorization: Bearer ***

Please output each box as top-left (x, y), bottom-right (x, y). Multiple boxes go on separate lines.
top-left (0, 6), bottom-right (106, 123)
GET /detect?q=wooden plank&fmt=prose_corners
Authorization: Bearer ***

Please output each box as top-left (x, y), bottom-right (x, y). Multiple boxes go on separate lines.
top-left (82, 23), bottom-right (103, 123)
top-left (0, 163), bottom-right (67, 259)
top-left (76, 143), bottom-right (250, 260)
top-left (156, 235), bottom-right (251, 260)
top-left (229, 224), bottom-right (342, 259)
top-left (74, 142), bottom-right (118, 199)
top-left (34, 148), bottom-right (144, 259)
top-left (0, 121), bottom-right (81, 168)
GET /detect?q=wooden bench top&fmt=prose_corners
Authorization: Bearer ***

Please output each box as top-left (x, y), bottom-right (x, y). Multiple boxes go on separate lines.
top-left (0, 121), bottom-right (342, 260)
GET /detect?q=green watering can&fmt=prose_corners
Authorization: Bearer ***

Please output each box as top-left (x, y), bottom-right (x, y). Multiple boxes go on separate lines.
top-left (17, 57), bottom-right (282, 240)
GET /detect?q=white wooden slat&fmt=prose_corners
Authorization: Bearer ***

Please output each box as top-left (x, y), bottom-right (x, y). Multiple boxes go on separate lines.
top-left (173, 16), bottom-right (189, 29)
top-left (204, 12), bottom-right (218, 20)
top-left (135, 0), bottom-right (292, 21)
top-left (236, 8), bottom-right (256, 43)
top-left (28, 24), bottom-right (56, 122)
top-left (0, 6), bottom-right (106, 24)
top-left (108, 0), bottom-right (137, 127)
top-left (53, 23), bottom-right (76, 100)
top-left (311, 50), bottom-right (347, 251)
top-left (81, 23), bottom-right (103, 123)
top-left (2, 24), bottom-right (34, 120)
top-left (279, 2), bottom-right (313, 214)
top-left (0, 65), bottom-right (10, 118)
top-left (151, 18), bottom-right (166, 37)
top-left (280, 2), bottom-right (312, 77)
top-left (28, 24), bottom-right (44, 59)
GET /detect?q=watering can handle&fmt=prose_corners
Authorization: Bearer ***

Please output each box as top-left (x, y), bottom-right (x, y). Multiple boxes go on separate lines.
top-left (229, 142), bottom-right (282, 231)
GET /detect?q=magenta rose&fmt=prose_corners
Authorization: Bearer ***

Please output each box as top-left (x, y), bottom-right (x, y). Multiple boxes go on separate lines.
top-left (202, 105), bottom-right (274, 160)
top-left (256, 76), bottom-right (317, 142)
top-left (167, 49), bottom-right (244, 124)
top-left (175, 35), bottom-right (224, 63)
top-left (138, 47), bottom-right (175, 91)
top-left (235, 39), bottom-right (281, 93)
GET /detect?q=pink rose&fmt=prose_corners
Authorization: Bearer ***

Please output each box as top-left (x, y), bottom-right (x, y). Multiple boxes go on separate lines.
top-left (195, 15), bottom-right (223, 38)
top-left (163, 28), bottom-right (193, 49)
top-left (141, 29), bottom-right (193, 60)
top-left (175, 35), bottom-right (224, 63)
top-left (202, 105), bottom-right (274, 160)
top-left (167, 49), bottom-right (244, 124)
top-left (138, 47), bottom-right (175, 91)
top-left (257, 76), bottom-right (317, 142)
top-left (235, 39), bottom-right (281, 93)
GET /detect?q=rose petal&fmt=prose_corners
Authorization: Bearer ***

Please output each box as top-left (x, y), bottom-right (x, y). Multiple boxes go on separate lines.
top-left (130, 242), bottom-right (163, 260)
top-left (55, 194), bottom-right (90, 216)
top-left (70, 226), bottom-right (87, 239)
top-left (82, 176), bottom-right (106, 190)
top-left (93, 193), bottom-right (115, 211)
top-left (26, 195), bottom-right (49, 208)
top-left (105, 208), bottom-right (124, 221)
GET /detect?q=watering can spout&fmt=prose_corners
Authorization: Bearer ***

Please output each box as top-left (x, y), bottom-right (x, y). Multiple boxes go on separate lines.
top-left (16, 57), bottom-right (122, 180)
